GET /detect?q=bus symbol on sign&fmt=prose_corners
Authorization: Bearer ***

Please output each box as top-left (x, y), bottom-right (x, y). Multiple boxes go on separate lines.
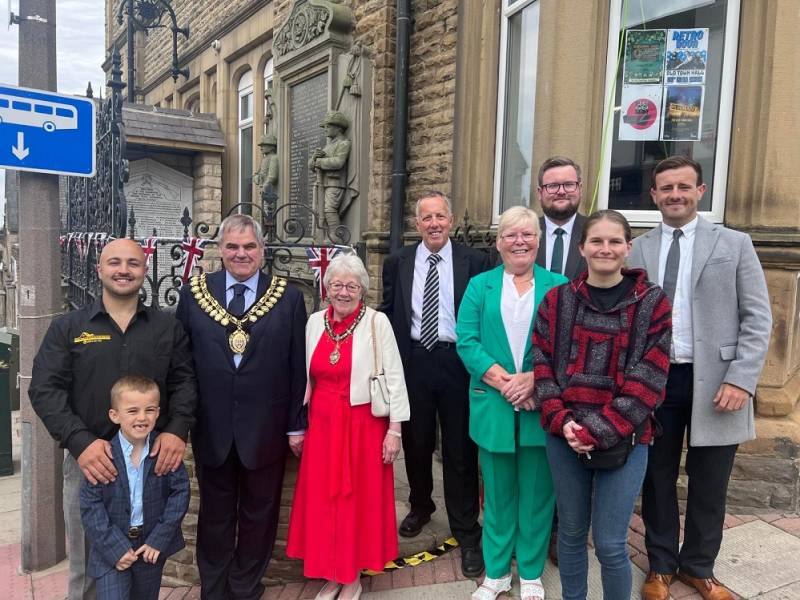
top-left (0, 84), bottom-right (95, 177)
top-left (0, 94), bottom-right (79, 132)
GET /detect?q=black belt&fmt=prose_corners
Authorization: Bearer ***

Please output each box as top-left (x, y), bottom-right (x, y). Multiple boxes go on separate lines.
top-left (128, 526), bottom-right (142, 539)
top-left (411, 341), bottom-right (455, 350)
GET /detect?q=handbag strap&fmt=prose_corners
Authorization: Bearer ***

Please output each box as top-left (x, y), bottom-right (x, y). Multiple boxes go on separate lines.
top-left (370, 312), bottom-right (383, 376)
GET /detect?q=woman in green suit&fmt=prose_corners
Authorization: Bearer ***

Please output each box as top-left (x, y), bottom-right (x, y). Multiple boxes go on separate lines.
top-left (457, 206), bottom-right (568, 600)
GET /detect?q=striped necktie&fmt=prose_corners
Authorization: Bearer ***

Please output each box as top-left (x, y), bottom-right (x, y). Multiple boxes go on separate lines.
top-left (419, 253), bottom-right (443, 351)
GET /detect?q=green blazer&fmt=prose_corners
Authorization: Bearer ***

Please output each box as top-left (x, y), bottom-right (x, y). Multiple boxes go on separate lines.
top-left (456, 264), bottom-right (568, 452)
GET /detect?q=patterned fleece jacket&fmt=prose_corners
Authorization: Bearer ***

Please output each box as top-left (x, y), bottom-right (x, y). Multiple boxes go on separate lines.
top-left (533, 268), bottom-right (672, 450)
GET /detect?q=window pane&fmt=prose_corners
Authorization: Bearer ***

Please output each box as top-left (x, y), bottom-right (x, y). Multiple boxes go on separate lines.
top-left (240, 126), bottom-right (253, 210)
top-left (609, 0), bottom-right (728, 211)
top-left (240, 92), bottom-right (252, 122)
top-left (498, 2), bottom-right (539, 212)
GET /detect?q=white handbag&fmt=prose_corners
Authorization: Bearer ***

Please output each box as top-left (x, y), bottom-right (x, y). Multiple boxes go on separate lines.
top-left (369, 313), bottom-right (391, 418)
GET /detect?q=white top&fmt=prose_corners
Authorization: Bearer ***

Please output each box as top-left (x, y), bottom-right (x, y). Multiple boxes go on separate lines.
top-left (411, 239), bottom-right (456, 342)
top-left (543, 213), bottom-right (578, 274)
top-left (304, 307), bottom-right (411, 423)
top-left (500, 271), bottom-right (535, 373)
top-left (657, 216), bottom-right (697, 363)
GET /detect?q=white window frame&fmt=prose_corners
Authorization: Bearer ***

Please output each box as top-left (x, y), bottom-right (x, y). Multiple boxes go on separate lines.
top-left (491, 0), bottom-right (540, 223)
top-left (237, 70), bottom-right (254, 207)
top-left (598, 0), bottom-right (741, 227)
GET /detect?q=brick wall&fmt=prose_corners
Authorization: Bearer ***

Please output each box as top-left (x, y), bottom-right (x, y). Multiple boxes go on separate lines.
top-left (108, 0), bottom-right (266, 89)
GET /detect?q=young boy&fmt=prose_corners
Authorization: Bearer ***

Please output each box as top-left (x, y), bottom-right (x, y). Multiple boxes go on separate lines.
top-left (80, 375), bottom-right (190, 600)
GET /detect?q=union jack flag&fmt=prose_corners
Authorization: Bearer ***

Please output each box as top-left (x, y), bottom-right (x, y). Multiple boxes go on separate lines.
top-left (180, 237), bottom-right (208, 283)
top-left (140, 237), bottom-right (158, 267)
top-left (306, 246), bottom-right (341, 301)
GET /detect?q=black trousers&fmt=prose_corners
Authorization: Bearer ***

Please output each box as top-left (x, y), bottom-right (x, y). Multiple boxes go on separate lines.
top-left (642, 364), bottom-right (738, 579)
top-left (402, 343), bottom-right (482, 548)
top-left (196, 444), bottom-right (287, 600)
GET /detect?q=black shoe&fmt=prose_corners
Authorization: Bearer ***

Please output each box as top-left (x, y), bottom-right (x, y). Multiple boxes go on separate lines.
top-left (460, 546), bottom-right (485, 578)
top-left (399, 511), bottom-right (431, 538)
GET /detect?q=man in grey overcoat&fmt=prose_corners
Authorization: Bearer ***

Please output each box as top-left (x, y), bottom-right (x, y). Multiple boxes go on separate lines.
top-left (631, 156), bottom-right (772, 600)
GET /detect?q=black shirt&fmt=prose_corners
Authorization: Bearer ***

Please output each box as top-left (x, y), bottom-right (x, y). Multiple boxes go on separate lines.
top-left (29, 297), bottom-right (197, 458)
top-left (586, 275), bottom-right (637, 312)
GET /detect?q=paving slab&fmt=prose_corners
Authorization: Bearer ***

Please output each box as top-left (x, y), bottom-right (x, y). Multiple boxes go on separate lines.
top-left (714, 520), bottom-right (800, 598)
top-left (362, 580), bottom-right (476, 598)
top-left (756, 581), bottom-right (800, 599)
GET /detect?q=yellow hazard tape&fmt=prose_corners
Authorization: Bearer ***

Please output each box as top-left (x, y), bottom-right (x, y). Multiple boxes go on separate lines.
top-left (361, 537), bottom-right (459, 576)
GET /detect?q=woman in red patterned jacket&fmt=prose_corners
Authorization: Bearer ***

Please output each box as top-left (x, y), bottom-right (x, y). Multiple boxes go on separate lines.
top-left (532, 209), bottom-right (671, 600)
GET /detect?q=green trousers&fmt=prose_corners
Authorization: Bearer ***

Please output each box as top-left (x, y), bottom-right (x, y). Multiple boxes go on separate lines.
top-left (479, 444), bottom-right (555, 579)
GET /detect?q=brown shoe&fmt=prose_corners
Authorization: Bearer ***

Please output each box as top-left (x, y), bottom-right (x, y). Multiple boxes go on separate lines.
top-left (641, 571), bottom-right (673, 600)
top-left (676, 572), bottom-right (734, 600)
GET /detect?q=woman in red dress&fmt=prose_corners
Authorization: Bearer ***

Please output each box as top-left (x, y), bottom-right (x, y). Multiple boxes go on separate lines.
top-left (287, 254), bottom-right (410, 600)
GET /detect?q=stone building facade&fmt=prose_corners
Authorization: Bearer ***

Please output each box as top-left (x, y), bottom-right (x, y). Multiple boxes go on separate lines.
top-left (104, 0), bottom-right (800, 586)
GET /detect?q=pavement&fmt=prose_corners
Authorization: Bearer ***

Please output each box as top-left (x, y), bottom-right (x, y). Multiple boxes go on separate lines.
top-left (3, 411), bottom-right (800, 599)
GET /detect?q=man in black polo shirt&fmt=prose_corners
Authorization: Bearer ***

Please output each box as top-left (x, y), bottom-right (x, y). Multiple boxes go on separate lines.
top-left (29, 238), bottom-right (196, 600)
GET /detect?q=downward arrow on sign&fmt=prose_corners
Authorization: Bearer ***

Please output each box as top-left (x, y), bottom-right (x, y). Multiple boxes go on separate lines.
top-left (12, 132), bottom-right (30, 160)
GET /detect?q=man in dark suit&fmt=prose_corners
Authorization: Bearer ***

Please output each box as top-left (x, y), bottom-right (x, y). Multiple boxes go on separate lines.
top-left (380, 191), bottom-right (491, 578)
top-left (176, 214), bottom-right (307, 600)
top-left (535, 156), bottom-right (588, 280)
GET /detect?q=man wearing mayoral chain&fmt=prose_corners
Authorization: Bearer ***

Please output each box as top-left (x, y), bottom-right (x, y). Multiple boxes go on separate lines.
top-left (176, 214), bottom-right (307, 600)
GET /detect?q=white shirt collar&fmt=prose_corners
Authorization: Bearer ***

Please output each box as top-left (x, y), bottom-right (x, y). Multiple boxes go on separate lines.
top-left (544, 213), bottom-right (577, 237)
top-left (661, 215), bottom-right (698, 238)
top-left (418, 238), bottom-right (452, 262)
top-left (225, 270), bottom-right (260, 293)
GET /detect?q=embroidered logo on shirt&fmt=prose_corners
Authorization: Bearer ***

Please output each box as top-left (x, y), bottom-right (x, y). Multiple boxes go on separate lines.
top-left (73, 332), bottom-right (112, 344)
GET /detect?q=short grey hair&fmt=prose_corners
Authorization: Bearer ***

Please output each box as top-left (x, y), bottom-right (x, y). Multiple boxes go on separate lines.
top-left (217, 214), bottom-right (264, 247)
top-left (415, 190), bottom-right (452, 218)
top-left (323, 253), bottom-right (369, 296)
top-left (497, 206), bottom-right (540, 238)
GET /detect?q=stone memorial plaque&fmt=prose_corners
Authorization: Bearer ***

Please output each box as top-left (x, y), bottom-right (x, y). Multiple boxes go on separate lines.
top-left (125, 159), bottom-right (193, 299)
top-left (288, 73), bottom-right (328, 233)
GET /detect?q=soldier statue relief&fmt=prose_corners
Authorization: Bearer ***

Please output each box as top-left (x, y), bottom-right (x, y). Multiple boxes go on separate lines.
top-left (309, 111), bottom-right (352, 239)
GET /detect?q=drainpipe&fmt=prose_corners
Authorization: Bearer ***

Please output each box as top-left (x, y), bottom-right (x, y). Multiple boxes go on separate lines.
top-left (389, 0), bottom-right (411, 253)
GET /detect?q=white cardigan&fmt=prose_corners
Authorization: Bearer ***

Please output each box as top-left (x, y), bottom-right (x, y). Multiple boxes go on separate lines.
top-left (305, 306), bottom-right (410, 423)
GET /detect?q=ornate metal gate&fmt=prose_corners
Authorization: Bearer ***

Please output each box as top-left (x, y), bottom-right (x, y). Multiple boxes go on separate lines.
top-left (63, 49), bottom-right (129, 310)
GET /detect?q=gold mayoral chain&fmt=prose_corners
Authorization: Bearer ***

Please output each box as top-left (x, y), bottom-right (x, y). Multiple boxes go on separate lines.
top-left (189, 273), bottom-right (287, 354)
top-left (323, 303), bottom-right (366, 365)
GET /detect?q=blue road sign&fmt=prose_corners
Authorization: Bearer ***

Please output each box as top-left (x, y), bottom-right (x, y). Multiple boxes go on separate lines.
top-left (0, 84), bottom-right (95, 177)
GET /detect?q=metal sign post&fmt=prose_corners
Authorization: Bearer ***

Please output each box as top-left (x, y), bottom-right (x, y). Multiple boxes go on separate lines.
top-left (15, 0), bottom-right (67, 572)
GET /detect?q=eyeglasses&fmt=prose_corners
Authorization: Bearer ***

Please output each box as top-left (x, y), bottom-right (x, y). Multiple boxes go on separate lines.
top-left (500, 232), bottom-right (538, 243)
top-left (328, 282), bottom-right (362, 293)
top-left (541, 181), bottom-right (580, 194)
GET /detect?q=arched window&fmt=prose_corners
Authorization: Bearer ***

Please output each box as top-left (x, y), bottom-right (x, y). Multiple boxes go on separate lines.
top-left (238, 70), bottom-right (254, 210)
top-left (493, 0), bottom-right (540, 216)
top-left (263, 58), bottom-right (274, 133)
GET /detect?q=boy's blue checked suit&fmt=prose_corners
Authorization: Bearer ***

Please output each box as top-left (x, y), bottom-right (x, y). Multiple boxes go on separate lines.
top-left (80, 430), bottom-right (190, 600)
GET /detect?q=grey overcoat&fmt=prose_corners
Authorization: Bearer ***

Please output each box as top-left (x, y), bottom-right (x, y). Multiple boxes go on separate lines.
top-left (629, 216), bottom-right (772, 446)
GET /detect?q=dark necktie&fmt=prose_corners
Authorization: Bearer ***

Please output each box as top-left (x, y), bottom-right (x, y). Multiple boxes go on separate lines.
top-left (227, 283), bottom-right (248, 317)
top-left (550, 228), bottom-right (565, 275)
top-left (662, 229), bottom-right (683, 304)
top-left (420, 253), bottom-right (443, 351)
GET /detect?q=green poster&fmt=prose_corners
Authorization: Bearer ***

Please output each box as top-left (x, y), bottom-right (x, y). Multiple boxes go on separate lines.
top-left (623, 29), bottom-right (667, 85)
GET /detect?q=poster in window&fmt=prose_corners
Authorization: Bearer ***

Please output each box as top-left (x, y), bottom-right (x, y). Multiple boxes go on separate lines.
top-left (619, 84), bottom-right (662, 141)
top-left (665, 28), bottom-right (709, 85)
top-left (623, 30), bottom-right (667, 85)
top-left (661, 85), bottom-right (703, 141)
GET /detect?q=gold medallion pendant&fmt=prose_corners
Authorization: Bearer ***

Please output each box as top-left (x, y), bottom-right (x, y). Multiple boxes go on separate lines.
top-left (329, 345), bottom-right (341, 365)
top-left (229, 328), bottom-right (250, 354)
top-left (190, 273), bottom-right (287, 356)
